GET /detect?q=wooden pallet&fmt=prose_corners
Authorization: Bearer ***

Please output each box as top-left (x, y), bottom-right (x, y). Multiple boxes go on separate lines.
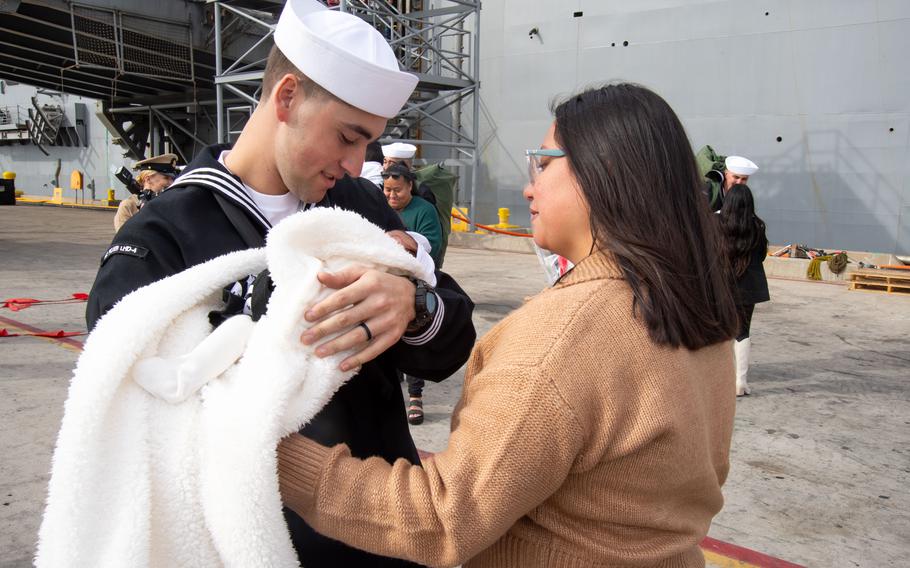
top-left (848, 270), bottom-right (910, 295)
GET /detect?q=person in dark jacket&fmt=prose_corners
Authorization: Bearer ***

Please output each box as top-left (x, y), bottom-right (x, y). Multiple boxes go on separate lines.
top-left (87, 1), bottom-right (475, 565)
top-left (718, 184), bottom-right (770, 396)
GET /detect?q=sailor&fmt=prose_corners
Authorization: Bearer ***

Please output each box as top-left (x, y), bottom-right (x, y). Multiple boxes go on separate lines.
top-left (703, 154), bottom-right (759, 212)
top-left (112, 153), bottom-right (178, 232)
top-left (87, 1), bottom-right (476, 565)
top-left (382, 141), bottom-right (418, 169)
top-left (381, 141), bottom-right (437, 205)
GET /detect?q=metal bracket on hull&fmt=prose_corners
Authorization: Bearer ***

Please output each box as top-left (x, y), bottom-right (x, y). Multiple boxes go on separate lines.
top-left (26, 97), bottom-right (64, 156)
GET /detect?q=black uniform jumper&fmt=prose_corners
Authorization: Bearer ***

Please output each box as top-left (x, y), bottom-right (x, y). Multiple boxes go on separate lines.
top-left (88, 144), bottom-right (476, 567)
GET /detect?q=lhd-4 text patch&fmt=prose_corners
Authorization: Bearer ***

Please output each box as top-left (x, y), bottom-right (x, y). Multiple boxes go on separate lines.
top-left (102, 244), bottom-right (150, 265)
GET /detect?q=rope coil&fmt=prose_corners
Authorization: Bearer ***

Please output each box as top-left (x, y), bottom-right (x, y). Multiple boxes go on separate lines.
top-left (806, 252), bottom-right (849, 280)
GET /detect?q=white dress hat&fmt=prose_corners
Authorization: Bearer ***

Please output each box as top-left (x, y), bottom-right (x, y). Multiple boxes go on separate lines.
top-left (724, 156), bottom-right (759, 176)
top-left (381, 142), bottom-right (417, 159)
top-left (273, 0), bottom-right (418, 118)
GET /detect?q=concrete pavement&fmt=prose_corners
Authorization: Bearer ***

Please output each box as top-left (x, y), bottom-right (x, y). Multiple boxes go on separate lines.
top-left (1, 205), bottom-right (908, 567)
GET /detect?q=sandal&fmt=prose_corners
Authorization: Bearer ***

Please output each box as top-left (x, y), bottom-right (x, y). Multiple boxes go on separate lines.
top-left (407, 396), bottom-right (424, 425)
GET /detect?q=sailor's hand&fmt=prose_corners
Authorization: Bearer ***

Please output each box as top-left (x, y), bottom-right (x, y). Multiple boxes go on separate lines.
top-left (386, 230), bottom-right (418, 256)
top-left (301, 266), bottom-right (416, 371)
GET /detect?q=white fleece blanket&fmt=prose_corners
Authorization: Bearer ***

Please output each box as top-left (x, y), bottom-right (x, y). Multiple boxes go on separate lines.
top-left (36, 208), bottom-right (432, 568)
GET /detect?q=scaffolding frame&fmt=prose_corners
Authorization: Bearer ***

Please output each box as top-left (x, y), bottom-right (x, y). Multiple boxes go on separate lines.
top-left (212, 0), bottom-right (481, 220)
top-left (68, 2), bottom-right (197, 84)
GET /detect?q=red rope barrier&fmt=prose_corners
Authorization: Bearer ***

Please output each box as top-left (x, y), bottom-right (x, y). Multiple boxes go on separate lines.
top-left (2, 293), bottom-right (88, 312)
top-left (1, 328), bottom-right (87, 338)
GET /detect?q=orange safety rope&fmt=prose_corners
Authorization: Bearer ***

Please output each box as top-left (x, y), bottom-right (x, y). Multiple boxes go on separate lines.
top-left (450, 210), bottom-right (534, 238)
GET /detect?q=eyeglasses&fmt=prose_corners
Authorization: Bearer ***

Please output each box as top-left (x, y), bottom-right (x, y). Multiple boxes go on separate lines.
top-left (526, 148), bottom-right (565, 184)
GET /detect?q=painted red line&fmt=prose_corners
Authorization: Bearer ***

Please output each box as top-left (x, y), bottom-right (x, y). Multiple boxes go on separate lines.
top-left (701, 536), bottom-right (805, 568)
top-left (0, 315), bottom-right (85, 350)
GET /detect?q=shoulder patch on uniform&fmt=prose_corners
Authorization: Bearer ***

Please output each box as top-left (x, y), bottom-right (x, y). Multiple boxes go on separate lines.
top-left (102, 243), bottom-right (149, 265)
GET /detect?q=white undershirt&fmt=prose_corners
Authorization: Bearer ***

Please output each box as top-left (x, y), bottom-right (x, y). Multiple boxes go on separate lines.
top-left (218, 150), bottom-right (306, 226)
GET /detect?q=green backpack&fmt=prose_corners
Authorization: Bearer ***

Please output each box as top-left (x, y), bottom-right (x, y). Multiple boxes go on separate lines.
top-left (695, 144), bottom-right (726, 179)
top-left (695, 145), bottom-right (726, 211)
top-left (414, 163), bottom-right (458, 269)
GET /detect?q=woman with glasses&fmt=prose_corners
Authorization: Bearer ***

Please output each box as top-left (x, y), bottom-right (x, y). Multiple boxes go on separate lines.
top-left (277, 83), bottom-right (740, 567)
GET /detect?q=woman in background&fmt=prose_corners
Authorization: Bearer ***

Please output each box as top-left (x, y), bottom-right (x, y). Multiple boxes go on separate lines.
top-left (719, 183), bottom-right (770, 396)
top-left (277, 83), bottom-right (740, 567)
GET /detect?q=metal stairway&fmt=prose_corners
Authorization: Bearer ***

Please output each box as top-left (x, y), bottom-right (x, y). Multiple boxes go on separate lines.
top-left (26, 96), bottom-right (65, 155)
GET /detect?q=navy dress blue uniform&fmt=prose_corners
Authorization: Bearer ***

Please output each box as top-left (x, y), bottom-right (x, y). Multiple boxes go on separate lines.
top-left (87, 144), bottom-right (476, 567)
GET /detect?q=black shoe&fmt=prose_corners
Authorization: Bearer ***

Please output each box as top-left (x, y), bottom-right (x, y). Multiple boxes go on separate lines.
top-left (407, 396), bottom-right (424, 425)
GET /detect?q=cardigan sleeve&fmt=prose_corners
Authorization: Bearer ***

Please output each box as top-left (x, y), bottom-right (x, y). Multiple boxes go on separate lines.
top-left (278, 365), bottom-right (586, 567)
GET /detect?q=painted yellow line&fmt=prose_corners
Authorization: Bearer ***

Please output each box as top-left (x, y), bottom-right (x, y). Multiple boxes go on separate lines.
top-left (16, 197), bottom-right (118, 210)
top-left (705, 549), bottom-right (763, 568)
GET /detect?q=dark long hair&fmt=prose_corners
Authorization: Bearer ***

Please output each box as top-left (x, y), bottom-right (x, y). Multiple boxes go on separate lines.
top-left (719, 184), bottom-right (768, 278)
top-left (552, 83), bottom-right (738, 350)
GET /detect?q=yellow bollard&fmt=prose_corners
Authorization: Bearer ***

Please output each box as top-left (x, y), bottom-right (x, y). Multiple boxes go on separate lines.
top-left (51, 187), bottom-right (64, 203)
top-left (102, 188), bottom-right (119, 207)
top-left (451, 207), bottom-right (470, 233)
top-left (493, 207), bottom-right (519, 229)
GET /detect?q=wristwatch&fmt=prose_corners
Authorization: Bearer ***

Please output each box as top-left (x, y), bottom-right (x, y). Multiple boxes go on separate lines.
top-left (406, 278), bottom-right (438, 334)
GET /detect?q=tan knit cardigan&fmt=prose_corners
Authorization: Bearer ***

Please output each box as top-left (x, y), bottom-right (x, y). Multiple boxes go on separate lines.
top-left (279, 250), bottom-right (735, 568)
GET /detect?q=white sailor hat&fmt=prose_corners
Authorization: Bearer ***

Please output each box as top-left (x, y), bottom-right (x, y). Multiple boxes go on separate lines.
top-left (381, 142), bottom-right (417, 159)
top-left (725, 156), bottom-right (759, 176)
top-left (273, 0), bottom-right (418, 118)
